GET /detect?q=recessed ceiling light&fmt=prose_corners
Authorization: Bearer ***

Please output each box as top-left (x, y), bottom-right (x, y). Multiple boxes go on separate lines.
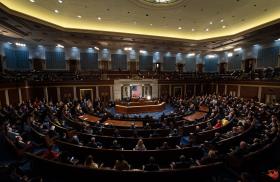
top-left (178, 27), bottom-right (182, 30)
top-left (222, 25), bottom-right (226, 28)
top-left (97, 17), bottom-right (101, 21)
top-left (220, 19), bottom-right (224, 22)
top-left (209, 21), bottom-right (213, 25)
top-left (54, 9), bottom-right (59, 13)
top-left (58, 0), bottom-right (63, 3)
top-left (15, 42), bottom-right (26, 47)
top-left (234, 47), bottom-right (242, 52)
top-left (30, 0), bottom-right (35, 2)
top-left (150, 24), bottom-right (153, 26)
top-left (56, 44), bottom-right (64, 48)
top-left (94, 46), bottom-right (99, 50)
top-left (77, 15), bottom-right (82, 18)
top-left (191, 28), bottom-right (195, 31)
top-left (205, 28), bottom-right (209, 31)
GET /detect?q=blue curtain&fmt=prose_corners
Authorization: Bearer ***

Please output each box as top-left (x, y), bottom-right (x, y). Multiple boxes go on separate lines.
top-left (257, 47), bottom-right (279, 68)
top-left (80, 53), bottom-right (98, 70)
top-left (184, 57), bottom-right (196, 72)
top-left (111, 54), bottom-right (127, 70)
top-left (45, 51), bottom-right (65, 70)
top-left (204, 57), bottom-right (218, 72)
top-left (228, 53), bottom-right (242, 71)
top-left (162, 56), bottom-right (176, 71)
top-left (139, 55), bottom-right (153, 71)
top-left (4, 48), bottom-right (30, 70)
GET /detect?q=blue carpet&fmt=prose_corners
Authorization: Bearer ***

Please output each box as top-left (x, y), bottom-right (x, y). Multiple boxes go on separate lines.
top-left (106, 104), bottom-right (175, 120)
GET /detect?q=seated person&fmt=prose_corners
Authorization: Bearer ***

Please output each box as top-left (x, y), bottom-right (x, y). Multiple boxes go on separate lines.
top-left (111, 139), bottom-right (122, 150)
top-left (39, 145), bottom-right (60, 160)
top-left (134, 139), bottom-right (146, 151)
top-left (70, 135), bottom-right (82, 145)
top-left (170, 155), bottom-right (193, 169)
top-left (113, 155), bottom-right (130, 171)
top-left (87, 137), bottom-right (102, 149)
top-left (230, 141), bottom-right (249, 158)
top-left (213, 120), bottom-right (223, 129)
top-left (159, 142), bottom-right (170, 150)
top-left (84, 155), bottom-right (102, 168)
top-left (143, 156), bottom-right (160, 171)
top-left (196, 149), bottom-right (219, 165)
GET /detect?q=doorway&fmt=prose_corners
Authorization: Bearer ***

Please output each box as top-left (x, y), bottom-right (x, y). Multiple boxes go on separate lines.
top-left (80, 89), bottom-right (93, 100)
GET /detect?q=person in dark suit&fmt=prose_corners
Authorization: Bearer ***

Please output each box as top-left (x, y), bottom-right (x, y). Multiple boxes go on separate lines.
top-left (143, 156), bottom-right (160, 171)
top-left (170, 155), bottom-right (193, 169)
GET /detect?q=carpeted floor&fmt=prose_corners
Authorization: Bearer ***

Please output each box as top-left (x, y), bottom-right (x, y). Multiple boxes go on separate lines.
top-left (106, 104), bottom-right (175, 120)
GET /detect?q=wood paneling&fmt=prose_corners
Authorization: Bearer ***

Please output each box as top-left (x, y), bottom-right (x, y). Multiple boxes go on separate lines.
top-left (21, 88), bottom-right (30, 102)
top-left (186, 85), bottom-right (194, 97)
top-left (60, 87), bottom-right (74, 101)
top-left (98, 86), bottom-right (110, 102)
top-left (240, 86), bottom-right (258, 99)
top-left (29, 87), bottom-right (44, 100)
top-left (0, 90), bottom-right (6, 106)
top-left (227, 85), bottom-right (238, 96)
top-left (261, 87), bottom-right (280, 103)
top-left (47, 87), bottom-right (58, 103)
top-left (159, 85), bottom-right (169, 97)
top-left (218, 85), bottom-right (225, 95)
top-left (8, 89), bottom-right (19, 105)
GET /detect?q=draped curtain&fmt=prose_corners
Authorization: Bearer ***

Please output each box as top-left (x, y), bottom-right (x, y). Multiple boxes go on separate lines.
top-left (45, 51), bottom-right (66, 70)
top-left (184, 57), bottom-right (196, 72)
top-left (228, 53), bottom-right (242, 71)
top-left (162, 56), bottom-right (176, 71)
top-left (257, 47), bottom-right (279, 68)
top-left (4, 48), bottom-right (30, 70)
top-left (111, 54), bottom-right (127, 70)
top-left (204, 57), bottom-right (219, 72)
top-left (80, 52), bottom-right (98, 70)
top-left (139, 55), bottom-right (153, 71)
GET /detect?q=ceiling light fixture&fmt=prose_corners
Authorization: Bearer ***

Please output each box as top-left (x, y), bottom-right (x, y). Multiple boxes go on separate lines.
top-left (227, 52), bottom-right (233, 57)
top-left (150, 23), bottom-right (153, 26)
top-left (187, 53), bottom-right (195, 57)
top-left (56, 44), bottom-right (64, 48)
top-left (139, 50), bottom-right (147, 54)
top-left (124, 47), bottom-right (132, 51)
top-left (15, 42), bottom-right (26, 47)
top-left (77, 15), bottom-right (82, 18)
top-left (209, 21), bottom-right (213, 25)
top-left (97, 17), bottom-right (102, 21)
top-left (205, 28), bottom-right (209, 31)
top-left (234, 47), bottom-right (242, 52)
top-left (178, 26), bottom-right (182, 30)
top-left (207, 54), bottom-right (216, 58)
top-left (191, 28), bottom-right (195, 31)
top-left (94, 46), bottom-right (100, 50)
top-left (54, 9), bottom-right (59, 13)
top-left (220, 19), bottom-right (224, 22)
top-left (222, 25), bottom-right (226, 28)
top-left (275, 38), bottom-right (280, 41)
top-left (29, 0), bottom-right (35, 2)
top-left (58, 0), bottom-right (63, 3)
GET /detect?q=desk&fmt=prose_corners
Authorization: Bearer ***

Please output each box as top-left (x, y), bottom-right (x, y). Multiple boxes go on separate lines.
top-left (115, 102), bottom-right (165, 114)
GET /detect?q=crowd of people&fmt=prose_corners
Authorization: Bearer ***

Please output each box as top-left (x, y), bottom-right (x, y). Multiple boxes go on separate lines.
top-left (1, 67), bottom-right (280, 83)
top-left (0, 93), bottom-right (279, 181)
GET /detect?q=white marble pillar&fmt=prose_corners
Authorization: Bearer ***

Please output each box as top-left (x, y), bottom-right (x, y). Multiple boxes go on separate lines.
top-left (18, 88), bottom-right (22, 104)
top-left (5, 89), bottom-right (9, 106)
